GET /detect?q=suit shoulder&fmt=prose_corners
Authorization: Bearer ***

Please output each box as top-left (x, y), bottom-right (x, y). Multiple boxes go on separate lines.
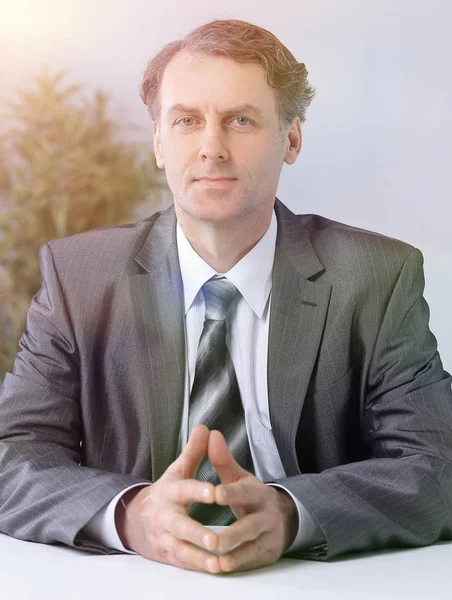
top-left (287, 213), bottom-right (421, 290)
top-left (299, 213), bottom-right (417, 264)
top-left (43, 211), bottom-right (162, 271)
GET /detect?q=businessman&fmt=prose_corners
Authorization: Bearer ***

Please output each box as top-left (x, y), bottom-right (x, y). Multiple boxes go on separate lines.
top-left (1, 19), bottom-right (452, 575)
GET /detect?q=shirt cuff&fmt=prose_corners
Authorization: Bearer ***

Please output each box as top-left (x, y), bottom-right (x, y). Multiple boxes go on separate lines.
top-left (82, 483), bottom-right (149, 554)
top-left (267, 483), bottom-right (325, 553)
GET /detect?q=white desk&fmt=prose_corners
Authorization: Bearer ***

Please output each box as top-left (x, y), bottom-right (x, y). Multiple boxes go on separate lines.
top-left (0, 533), bottom-right (450, 600)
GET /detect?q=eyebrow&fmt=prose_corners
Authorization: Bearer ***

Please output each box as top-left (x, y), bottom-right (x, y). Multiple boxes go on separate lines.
top-left (166, 103), bottom-right (265, 120)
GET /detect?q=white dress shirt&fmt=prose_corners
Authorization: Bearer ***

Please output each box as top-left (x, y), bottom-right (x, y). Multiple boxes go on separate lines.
top-left (84, 210), bottom-right (322, 553)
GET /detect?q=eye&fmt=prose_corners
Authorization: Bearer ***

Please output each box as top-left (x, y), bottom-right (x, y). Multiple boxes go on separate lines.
top-left (175, 117), bottom-right (197, 128)
top-left (232, 116), bottom-right (252, 127)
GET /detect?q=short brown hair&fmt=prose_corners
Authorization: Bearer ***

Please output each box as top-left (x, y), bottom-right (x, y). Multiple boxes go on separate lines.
top-left (139, 19), bottom-right (315, 131)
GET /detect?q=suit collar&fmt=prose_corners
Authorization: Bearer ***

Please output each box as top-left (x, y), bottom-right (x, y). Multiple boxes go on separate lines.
top-left (273, 198), bottom-right (325, 280)
top-left (133, 198), bottom-right (326, 280)
top-left (133, 204), bottom-right (177, 274)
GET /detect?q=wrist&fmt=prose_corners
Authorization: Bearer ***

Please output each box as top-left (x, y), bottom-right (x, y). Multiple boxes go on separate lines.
top-left (115, 486), bottom-right (149, 550)
top-left (273, 488), bottom-right (298, 551)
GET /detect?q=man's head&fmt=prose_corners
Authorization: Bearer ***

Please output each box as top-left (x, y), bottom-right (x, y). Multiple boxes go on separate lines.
top-left (139, 20), bottom-right (315, 227)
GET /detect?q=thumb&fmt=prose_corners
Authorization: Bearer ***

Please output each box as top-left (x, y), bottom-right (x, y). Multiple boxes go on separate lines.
top-left (208, 429), bottom-right (247, 484)
top-left (167, 424), bottom-right (209, 479)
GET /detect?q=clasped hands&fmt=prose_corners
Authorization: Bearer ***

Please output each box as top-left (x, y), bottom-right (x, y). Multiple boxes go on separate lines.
top-left (116, 424), bottom-right (298, 574)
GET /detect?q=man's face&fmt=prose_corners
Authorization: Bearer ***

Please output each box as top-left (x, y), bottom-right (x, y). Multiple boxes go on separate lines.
top-left (153, 50), bottom-right (301, 226)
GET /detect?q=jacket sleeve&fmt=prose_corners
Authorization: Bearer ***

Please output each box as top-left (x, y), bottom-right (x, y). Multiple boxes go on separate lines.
top-left (0, 243), bottom-right (148, 553)
top-left (276, 248), bottom-right (452, 560)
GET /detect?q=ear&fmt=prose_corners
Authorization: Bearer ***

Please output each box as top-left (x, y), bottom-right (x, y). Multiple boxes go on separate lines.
top-left (283, 117), bottom-right (302, 165)
top-left (152, 121), bottom-right (164, 169)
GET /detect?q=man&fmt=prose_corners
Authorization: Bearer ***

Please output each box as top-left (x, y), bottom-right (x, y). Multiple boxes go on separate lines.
top-left (1, 19), bottom-right (452, 575)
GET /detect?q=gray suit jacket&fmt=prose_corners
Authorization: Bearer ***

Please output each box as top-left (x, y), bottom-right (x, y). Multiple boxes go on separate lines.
top-left (1, 199), bottom-right (452, 560)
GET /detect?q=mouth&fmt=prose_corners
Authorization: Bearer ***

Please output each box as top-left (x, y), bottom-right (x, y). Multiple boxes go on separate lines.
top-left (193, 177), bottom-right (237, 189)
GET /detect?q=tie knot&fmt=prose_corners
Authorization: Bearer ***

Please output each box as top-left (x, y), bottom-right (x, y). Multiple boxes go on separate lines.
top-left (203, 277), bottom-right (237, 320)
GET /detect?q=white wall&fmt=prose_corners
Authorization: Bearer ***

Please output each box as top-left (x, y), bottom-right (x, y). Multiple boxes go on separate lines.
top-left (2, 0), bottom-right (451, 370)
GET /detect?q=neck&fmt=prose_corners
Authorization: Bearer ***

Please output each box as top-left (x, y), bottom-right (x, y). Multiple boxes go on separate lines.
top-left (175, 206), bottom-right (274, 273)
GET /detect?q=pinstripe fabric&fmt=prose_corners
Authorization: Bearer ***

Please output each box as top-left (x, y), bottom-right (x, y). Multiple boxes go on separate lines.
top-left (0, 199), bottom-right (451, 560)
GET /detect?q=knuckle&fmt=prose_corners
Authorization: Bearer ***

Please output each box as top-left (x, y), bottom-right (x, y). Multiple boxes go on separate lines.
top-left (236, 481), bottom-right (246, 499)
top-left (159, 547), bottom-right (171, 563)
top-left (244, 516), bottom-right (260, 541)
top-left (263, 548), bottom-right (277, 566)
top-left (172, 482), bottom-right (185, 504)
top-left (216, 484), bottom-right (227, 503)
top-left (177, 518), bottom-right (191, 541)
top-left (167, 536), bottom-right (181, 563)
top-left (155, 533), bottom-right (174, 563)
top-left (254, 535), bottom-right (266, 555)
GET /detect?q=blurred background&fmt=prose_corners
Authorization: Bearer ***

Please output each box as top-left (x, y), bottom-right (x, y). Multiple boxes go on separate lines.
top-left (1, 0), bottom-right (451, 380)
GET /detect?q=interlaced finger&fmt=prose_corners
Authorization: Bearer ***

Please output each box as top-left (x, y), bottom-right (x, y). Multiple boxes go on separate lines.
top-left (159, 531), bottom-right (221, 574)
top-left (219, 532), bottom-right (275, 573)
top-left (166, 479), bottom-right (215, 506)
top-left (163, 511), bottom-right (219, 553)
top-left (216, 478), bottom-right (263, 507)
top-left (216, 512), bottom-right (269, 554)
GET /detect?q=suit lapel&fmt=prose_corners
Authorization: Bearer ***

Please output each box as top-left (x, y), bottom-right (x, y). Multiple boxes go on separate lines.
top-left (268, 201), bottom-right (332, 476)
top-left (128, 205), bottom-right (185, 481)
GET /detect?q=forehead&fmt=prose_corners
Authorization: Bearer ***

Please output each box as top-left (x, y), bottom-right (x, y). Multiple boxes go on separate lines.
top-left (159, 50), bottom-right (278, 116)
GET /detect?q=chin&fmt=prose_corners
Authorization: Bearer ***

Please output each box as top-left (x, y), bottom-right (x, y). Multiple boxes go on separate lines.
top-left (179, 192), bottom-right (247, 224)
top-left (193, 207), bottom-right (242, 224)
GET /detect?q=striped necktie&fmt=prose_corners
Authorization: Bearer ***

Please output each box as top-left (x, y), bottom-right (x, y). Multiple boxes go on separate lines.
top-left (188, 275), bottom-right (254, 526)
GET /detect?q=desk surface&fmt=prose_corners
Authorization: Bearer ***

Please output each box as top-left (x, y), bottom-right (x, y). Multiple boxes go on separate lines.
top-left (0, 533), bottom-right (450, 600)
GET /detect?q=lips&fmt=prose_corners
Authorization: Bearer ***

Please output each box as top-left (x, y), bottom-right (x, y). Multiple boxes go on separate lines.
top-left (194, 177), bottom-right (236, 182)
top-left (193, 177), bottom-right (237, 189)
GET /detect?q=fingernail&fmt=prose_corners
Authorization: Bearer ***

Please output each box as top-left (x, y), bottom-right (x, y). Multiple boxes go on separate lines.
top-left (202, 487), bottom-right (210, 500)
top-left (203, 534), bottom-right (213, 550)
top-left (205, 557), bottom-right (217, 572)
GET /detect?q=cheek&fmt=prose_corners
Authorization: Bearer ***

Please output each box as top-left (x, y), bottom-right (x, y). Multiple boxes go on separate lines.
top-left (161, 150), bottom-right (191, 189)
top-left (240, 134), bottom-right (283, 168)
top-left (160, 134), bottom-right (190, 166)
top-left (245, 146), bottom-right (283, 182)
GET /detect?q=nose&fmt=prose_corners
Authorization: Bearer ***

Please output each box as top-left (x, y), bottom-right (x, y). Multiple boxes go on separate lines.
top-left (198, 122), bottom-right (229, 163)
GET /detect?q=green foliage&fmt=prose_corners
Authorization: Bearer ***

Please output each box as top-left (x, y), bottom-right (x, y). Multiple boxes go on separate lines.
top-left (0, 71), bottom-right (167, 381)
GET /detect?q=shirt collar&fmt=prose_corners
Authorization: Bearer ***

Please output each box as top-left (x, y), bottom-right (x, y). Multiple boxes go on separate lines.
top-left (176, 210), bottom-right (277, 318)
